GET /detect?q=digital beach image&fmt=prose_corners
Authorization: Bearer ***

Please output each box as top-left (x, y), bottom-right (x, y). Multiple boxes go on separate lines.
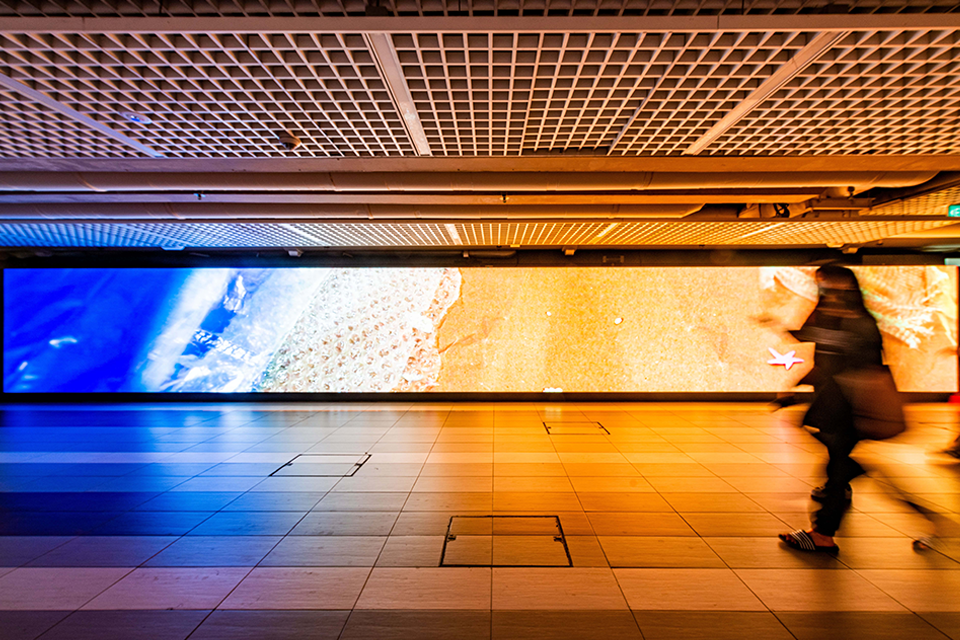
top-left (254, 266), bottom-right (957, 393)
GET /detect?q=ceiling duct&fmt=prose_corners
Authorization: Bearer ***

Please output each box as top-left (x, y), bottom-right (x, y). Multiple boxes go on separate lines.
top-left (0, 171), bottom-right (937, 194)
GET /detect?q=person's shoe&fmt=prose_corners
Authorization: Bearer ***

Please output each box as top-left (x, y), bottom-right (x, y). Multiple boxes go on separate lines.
top-left (913, 536), bottom-right (943, 552)
top-left (779, 529), bottom-right (840, 554)
top-left (769, 395), bottom-right (798, 411)
top-left (811, 484), bottom-right (852, 502)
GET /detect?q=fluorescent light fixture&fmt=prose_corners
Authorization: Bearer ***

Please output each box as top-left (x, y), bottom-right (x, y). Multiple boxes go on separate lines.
top-left (444, 224), bottom-right (462, 244)
top-left (737, 222), bottom-right (787, 240)
top-left (119, 111), bottom-right (152, 125)
top-left (594, 223), bottom-right (619, 240)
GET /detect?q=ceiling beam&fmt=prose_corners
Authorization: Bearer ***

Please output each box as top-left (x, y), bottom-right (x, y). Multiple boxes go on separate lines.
top-left (0, 189), bottom-right (823, 205)
top-left (0, 204), bottom-right (710, 219)
top-left (0, 171), bottom-right (936, 192)
top-left (0, 72), bottom-right (165, 159)
top-left (1, 15), bottom-right (959, 34)
top-left (3, 157), bottom-right (958, 173)
top-left (683, 30), bottom-right (850, 156)
top-left (363, 33), bottom-right (432, 157)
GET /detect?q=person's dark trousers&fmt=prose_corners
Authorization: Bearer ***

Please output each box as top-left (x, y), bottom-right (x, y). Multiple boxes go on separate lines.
top-left (813, 424), bottom-right (864, 537)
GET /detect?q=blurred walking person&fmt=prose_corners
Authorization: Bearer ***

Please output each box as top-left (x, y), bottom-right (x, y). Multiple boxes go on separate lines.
top-left (778, 265), bottom-right (894, 553)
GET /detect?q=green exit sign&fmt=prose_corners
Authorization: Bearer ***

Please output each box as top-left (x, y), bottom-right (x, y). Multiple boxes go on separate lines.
top-left (950, 205), bottom-right (960, 217)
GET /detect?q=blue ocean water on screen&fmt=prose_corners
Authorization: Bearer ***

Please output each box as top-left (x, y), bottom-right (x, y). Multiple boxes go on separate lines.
top-left (3, 268), bottom-right (323, 393)
top-left (5, 269), bottom-right (191, 392)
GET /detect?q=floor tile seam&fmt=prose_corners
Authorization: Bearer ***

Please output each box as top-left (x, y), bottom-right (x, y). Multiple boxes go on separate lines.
top-left (599, 546), bottom-right (649, 629)
top-left (739, 565), bottom-right (927, 613)
top-left (248, 514), bottom-right (306, 572)
top-left (49, 564), bottom-right (139, 616)
top-left (544, 429), bottom-right (599, 546)
top-left (490, 531), bottom-right (494, 639)
top-left (717, 429), bottom-right (783, 459)
top-left (913, 611), bottom-right (960, 639)
top-left (183, 425), bottom-right (275, 452)
top-left (65, 534), bottom-right (183, 570)
top-left (665, 502), bottom-right (778, 569)
top-left (48, 503), bottom-right (216, 538)
top-left (699, 535), bottom-right (751, 574)
top-left (335, 608), bottom-right (362, 640)
top-left (11, 610), bottom-right (73, 640)
top-left (153, 424), bottom-right (250, 462)
top-left (240, 480), bottom-right (338, 541)
top-left (379, 416), bottom-right (442, 541)
top-left (8, 536), bottom-right (81, 570)
top-left (181, 564), bottom-right (262, 640)
top-left (371, 492), bottom-right (415, 563)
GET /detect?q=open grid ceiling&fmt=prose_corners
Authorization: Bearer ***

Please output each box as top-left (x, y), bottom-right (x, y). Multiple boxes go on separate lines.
top-left (0, 21), bottom-right (958, 158)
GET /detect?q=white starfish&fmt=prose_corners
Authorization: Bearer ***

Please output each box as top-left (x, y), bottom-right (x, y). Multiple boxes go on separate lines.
top-left (767, 347), bottom-right (804, 371)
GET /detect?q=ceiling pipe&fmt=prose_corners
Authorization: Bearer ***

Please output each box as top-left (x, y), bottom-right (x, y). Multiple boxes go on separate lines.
top-left (0, 203), bottom-right (706, 220)
top-left (1, 157), bottom-right (958, 174)
top-left (0, 171), bottom-right (938, 194)
top-left (862, 171), bottom-right (960, 208)
top-left (0, 191), bottom-right (819, 205)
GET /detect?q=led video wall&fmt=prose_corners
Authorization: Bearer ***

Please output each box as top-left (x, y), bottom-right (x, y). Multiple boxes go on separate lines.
top-left (4, 266), bottom-right (957, 393)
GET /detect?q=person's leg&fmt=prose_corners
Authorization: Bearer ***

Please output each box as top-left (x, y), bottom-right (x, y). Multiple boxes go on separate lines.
top-left (870, 453), bottom-right (958, 549)
top-left (810, 425), bottom-right (862, 501)
top-left (945, 432), bottom-right (960, 457)
top-left (812, 428), bottom-right (862, 538)
top-left (780, 381), bottom-right (857, 552)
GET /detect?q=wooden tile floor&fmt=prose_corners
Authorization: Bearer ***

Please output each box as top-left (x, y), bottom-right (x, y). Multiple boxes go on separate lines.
top-left (1, 402), bottom-right (960, 639)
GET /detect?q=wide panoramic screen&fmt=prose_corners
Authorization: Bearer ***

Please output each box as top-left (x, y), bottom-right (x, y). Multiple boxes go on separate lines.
top-left (4, 266), bottom-right (957, 393)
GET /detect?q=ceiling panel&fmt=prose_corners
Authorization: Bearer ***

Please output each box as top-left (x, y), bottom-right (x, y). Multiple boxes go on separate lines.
top-left (0, 31), bottom-right (414, 158)
top-left (1, 22), bottom-right (958, 159)
top-left (0, 88), bottom-right (145, 157)
top-left (706, 29), bottom-right (960, 155)
top-left (399, 31), bottom-right (810, 156)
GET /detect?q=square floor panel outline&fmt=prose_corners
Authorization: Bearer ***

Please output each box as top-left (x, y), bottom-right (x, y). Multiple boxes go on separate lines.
top-left (270, 453), bottom-right (371, 477)
top-left (544, 422), bottom-right (610, 435)
top-left (439, 515), bottom-right (574, 568)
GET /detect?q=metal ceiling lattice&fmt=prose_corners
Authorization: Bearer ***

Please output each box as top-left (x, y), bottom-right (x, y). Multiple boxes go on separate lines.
top-left (1, 0), bottom-right (957, 17)
top-left (0, 31), bottom-right (414, 158)
top-left (0, 218), bottom-right (951, 248)
top-left (709, 29), bottom-right (960, 155)
top-left (398, 31), bottom-right (813, 156)
top-left (868, 185), bottom-right (960, 216)
top-left (288, 221), bottom-right (454, 245)
top-left (0, 89), bottom-right (144, 158)
top-left (1, 24), bottom-right (958, 158)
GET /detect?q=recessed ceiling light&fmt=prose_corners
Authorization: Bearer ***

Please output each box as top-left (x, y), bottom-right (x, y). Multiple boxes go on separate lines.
top-left (119, 111), bottom-right (151, 125)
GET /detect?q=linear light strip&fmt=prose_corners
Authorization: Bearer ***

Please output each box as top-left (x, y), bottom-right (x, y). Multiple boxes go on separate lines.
top-left (443, 223), bottom-right (463, 244)
top-left (363, 33), bottom-right (432, 157)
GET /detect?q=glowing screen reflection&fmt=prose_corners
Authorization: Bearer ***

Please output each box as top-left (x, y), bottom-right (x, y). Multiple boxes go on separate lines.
top-left (4, 266), bottom-right (956, 393)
